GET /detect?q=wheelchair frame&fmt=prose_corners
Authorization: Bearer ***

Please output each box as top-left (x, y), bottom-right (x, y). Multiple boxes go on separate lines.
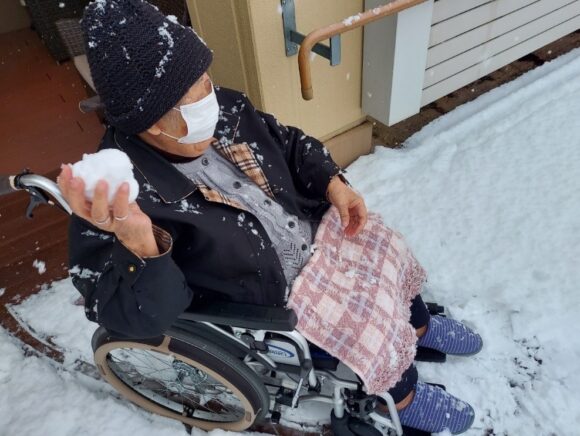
top-left (3, 171), bottom-right (437, 436)
top-left (166, 301), bottom-right (408, 435)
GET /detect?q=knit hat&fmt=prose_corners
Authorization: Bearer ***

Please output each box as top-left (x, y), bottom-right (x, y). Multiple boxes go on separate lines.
top-left (81, 0), bottom-right (213, 134)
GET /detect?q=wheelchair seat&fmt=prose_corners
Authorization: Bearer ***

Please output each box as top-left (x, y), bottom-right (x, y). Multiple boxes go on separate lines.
top-left (178, 301), bottom-right (298, 331)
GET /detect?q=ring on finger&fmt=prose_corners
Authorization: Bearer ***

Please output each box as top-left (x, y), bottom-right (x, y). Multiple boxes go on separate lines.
top-left (114, 214), bottom-right (129, 221)
top-left (95, 216), bottom-right (111, 226)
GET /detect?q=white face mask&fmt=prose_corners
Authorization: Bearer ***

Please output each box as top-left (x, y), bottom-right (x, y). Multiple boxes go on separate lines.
top-left (162, 85), bottom-right (219, 144)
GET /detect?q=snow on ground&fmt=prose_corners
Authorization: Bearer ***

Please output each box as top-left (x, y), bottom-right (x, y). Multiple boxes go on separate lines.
top-left (2, 49), bottom-right (580, 435)
top-left (347, 48), bottom-right (580, 434)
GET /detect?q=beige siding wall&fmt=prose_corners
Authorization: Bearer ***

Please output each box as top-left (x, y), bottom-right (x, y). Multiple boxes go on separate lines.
top-left (422, 0), bottom-right (580, 105)
top-left (186, 0), bottom-right (263, 107)
top-left (187, 0), bottom-right (366, 140)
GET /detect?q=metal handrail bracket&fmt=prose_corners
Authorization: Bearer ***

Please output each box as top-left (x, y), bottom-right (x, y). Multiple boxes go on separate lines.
top-left (281, 0), bottom-right (341, 66)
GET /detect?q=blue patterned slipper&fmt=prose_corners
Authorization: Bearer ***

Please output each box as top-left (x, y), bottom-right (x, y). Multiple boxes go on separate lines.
top-left (398, 382), bottom-right (475, 434)
top-left (417, 315), bottom-right (483, 356)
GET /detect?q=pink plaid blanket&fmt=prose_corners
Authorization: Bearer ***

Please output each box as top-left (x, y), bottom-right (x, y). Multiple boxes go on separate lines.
top-left (287, 208), bottom-right (427, 394)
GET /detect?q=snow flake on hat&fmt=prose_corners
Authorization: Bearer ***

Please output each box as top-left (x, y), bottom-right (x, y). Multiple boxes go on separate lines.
top-left (155, 22), bottom-right (174, 78)
top-left (92, 0), bottom-right (110, 14)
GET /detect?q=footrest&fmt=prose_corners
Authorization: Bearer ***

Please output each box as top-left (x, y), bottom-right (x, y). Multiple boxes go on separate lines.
top-left (415, 346), bottom-right (446, 363)
top-left (330, 410), bottom-right (382, 436)
top-left (401, 426), bottom-right (431, 436)
top-left (425, 302), bottom-right (445, 316)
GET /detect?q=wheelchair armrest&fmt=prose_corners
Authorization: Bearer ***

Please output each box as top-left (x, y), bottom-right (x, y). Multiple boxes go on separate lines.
top-left (178, 301), bottom-right (297, 332)
top-left (79, 95), bottom-right (104, 113)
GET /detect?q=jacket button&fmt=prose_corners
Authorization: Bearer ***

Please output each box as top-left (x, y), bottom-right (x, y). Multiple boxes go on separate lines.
top-left (288, 221), bottom-right (296, 229)
top-left (301, 244), bottom-right (308, 251)
top-left (201, 157), bottom-right (209, 166)
top-left (233, 181), bottom-right (242, 189)
top-left (264, 199), bottom-right (272, 206)
top-left (128, 264), bottom-right (136, 273)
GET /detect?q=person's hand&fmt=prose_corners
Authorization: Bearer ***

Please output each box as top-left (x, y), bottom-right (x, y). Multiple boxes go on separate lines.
top-left (326, 175), bottom-right (367, 237)
top-left (58, 164), bottom-right (159, 257)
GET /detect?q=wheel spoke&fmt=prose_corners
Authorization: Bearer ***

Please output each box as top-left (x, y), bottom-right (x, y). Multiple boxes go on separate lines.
top-left (107, 347), bottom-right (246, 422)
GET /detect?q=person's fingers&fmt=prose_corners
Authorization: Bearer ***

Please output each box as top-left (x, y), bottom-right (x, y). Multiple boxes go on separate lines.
top-left (360, 198), bottom-right (368, 221)
top-left (343, 197), bottom-right (367, 237)
top-left (90, 180), bottom-right (111, 226)
top-left (57, 164), bottom-right (72, 199)
top-left (68, 177), bottom-right (91, 220)
top-left (112, 182), bottom-right (130, 223)
top-left (345, 215), bottom-right (358, 237)
top-left (352, 199), bottom-right (367, 236)
top-left (336, 201), bottom-right (350, 230)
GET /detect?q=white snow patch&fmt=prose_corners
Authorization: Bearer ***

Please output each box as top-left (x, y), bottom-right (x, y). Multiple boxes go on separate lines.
top-left (81, 229), bottom-right (111, 240)
top-left (342, 13), bottom-right (361, 26)
top-left (69, 265), bottom-right (101, 281)
top-left (155, 22), bottom-right (174, 78)
top-left (176, 199), bottom-right (201, 214)
top-left (92, 0), bottom-right (107, 13)
top-left (32, 260), bottom-right (46, 275)
top-left (237, 212), bottom-right (246, 227)
top-left (347, 48), bottom-right (580, 435)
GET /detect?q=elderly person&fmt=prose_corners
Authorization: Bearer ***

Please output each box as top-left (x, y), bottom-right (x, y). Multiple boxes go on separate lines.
top-left (58, 1), bottom-right (482, 434)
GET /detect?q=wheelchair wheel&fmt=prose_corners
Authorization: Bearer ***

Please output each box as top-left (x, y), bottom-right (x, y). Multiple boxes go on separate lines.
top-left (92, 327), bottom-right (270, 432)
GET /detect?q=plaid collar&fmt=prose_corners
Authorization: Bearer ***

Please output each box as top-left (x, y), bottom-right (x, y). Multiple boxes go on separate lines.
top-left (114, 108), bottom-right (273, 205)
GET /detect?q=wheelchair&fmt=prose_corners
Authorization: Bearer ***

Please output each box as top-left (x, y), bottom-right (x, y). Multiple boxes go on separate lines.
top-left (2, 171), bottom-right (445, 436)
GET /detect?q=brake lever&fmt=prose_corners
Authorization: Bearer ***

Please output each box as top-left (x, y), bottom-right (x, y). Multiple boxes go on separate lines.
top-left (12, 170), bottom-right (53, 219)
top-left (24, 186), bottom-right (51, 219)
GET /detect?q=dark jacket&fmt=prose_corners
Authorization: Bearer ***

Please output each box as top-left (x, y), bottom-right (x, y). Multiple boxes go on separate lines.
top-left (69, 86), bottom-right (341, 338)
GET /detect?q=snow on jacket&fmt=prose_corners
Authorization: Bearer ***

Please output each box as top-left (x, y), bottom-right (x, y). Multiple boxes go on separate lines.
top-left (68, 86), bottom-right (341, 338)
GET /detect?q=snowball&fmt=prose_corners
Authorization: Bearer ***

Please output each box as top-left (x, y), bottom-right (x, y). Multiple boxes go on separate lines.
top-left (70, 149), bottom-right (139, 204)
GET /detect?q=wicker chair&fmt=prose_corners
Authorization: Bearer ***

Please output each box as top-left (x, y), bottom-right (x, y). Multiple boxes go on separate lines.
top-left (26, 0), bottom-right (91, 62)
top-left (152, 0), bottom-right (191, 26)
top-left (28, 0), bottom-right (190, 62)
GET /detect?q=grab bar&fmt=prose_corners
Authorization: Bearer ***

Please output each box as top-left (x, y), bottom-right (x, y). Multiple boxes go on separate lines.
top-left (296, 0), bottom-right (428, 100)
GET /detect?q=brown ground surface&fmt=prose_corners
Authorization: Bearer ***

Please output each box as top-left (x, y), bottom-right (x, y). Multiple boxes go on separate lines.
top-left (0, 28), bottom-right (103, 362)
top-left (1, 26), bottom-right (579, 435)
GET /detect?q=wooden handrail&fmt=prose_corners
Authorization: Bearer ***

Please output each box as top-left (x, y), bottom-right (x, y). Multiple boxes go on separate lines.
top-left (298, 0), bottom-right (428, 100)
